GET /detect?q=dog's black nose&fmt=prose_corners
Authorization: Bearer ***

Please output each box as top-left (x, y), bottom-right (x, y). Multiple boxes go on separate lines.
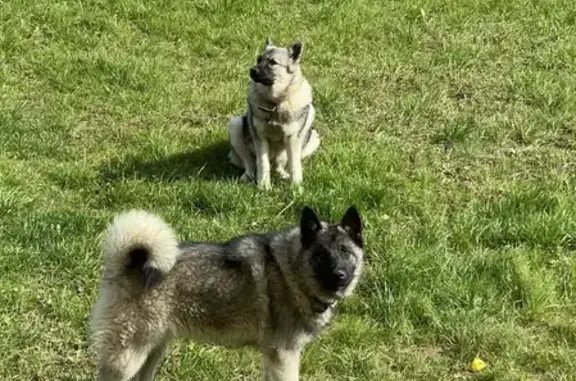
top-left (334, 269), bottom-right (353, 288)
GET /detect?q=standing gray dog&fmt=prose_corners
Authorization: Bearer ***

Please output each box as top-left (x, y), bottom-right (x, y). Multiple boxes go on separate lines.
top-left (90, 205), bottom-right (364, 381)
top-left (227, 38), bottom-right (320, 189)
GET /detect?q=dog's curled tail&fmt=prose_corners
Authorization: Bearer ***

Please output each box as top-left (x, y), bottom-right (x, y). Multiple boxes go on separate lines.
top-left (102, 210), bottom-right (179, 286)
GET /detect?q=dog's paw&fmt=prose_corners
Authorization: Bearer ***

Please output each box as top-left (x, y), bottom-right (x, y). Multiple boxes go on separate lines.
top-left (291, 183), bottom-right (304, 195)
top-left (258, 179), bottom-right (272, 190)
top-left (240, 172), bottom-right (254, 183)
top-left (276, 167), bottom-right (291, 181)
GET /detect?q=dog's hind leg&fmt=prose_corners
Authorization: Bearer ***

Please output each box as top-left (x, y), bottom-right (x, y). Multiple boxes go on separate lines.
top-left (132, 342), bottom-right (168, 381)
top-left (301, 129), bottom-right (320, 159)
top-left (227, 116), bottom-right (256, 182)
top-left (228, 149), bottom-right (243, 168)
top-left (300, 105), bottom-right (320, 159)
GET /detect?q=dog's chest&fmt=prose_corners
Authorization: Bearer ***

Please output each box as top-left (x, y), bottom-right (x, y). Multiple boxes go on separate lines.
top-left (253, 115), bottom-right (298, 143)
top-left (267, 107), bottom-right (293, 125)
top-left (297, 308), bottom-right (334, 337)
top-left (264, 120), bottom-right (291, 142)
top-left (263, 109), bottom-right (302, 136)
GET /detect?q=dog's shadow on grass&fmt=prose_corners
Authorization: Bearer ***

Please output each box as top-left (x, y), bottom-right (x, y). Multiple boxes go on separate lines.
top-left (100, 140), bottom-right (241, 183)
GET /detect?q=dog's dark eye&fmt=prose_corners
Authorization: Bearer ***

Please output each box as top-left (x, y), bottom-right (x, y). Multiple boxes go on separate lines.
top-left (268, 59), bottom-right (277, 66)
top-left (340, 245), bottom-right (357, 264)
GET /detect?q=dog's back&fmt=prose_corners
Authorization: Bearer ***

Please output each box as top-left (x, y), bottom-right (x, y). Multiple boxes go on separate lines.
top-left (165, 237), bottom-right (273, 347)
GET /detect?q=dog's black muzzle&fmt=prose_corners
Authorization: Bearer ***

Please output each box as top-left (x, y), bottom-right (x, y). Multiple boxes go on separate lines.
top-left (249, 67), bottom-right (273, 86)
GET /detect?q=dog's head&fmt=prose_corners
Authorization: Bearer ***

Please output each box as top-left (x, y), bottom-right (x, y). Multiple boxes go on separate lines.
top-left (299, 206), bottom-right (364, 301)
top-left (249, 38), bottom-right (304, 94)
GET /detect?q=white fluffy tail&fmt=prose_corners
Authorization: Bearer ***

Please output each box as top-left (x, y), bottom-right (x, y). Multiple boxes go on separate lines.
top-left (101, 210), bottom-right (179, 283)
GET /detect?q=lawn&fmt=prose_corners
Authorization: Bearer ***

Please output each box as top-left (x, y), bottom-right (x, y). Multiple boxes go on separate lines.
top-left (1, 0), bottom-right (576, 379)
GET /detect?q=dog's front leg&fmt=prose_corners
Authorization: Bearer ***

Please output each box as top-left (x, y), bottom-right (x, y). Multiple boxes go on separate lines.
top-left (261, 348), bottom-right (301, 381)
top-left (285, 133), bottom-right (303, 185)
top-left (255, 138), bottom-right (272, 190)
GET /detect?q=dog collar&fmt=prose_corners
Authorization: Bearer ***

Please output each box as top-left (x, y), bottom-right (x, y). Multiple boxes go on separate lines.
top-left (257, 105), bottom-right (277, 113)
top-left (257, 103), bottom-right (311, 121)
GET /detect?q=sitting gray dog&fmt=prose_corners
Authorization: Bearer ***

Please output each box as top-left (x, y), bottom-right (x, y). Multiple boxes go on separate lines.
top-left (227, 38), bottom-right (320, 189)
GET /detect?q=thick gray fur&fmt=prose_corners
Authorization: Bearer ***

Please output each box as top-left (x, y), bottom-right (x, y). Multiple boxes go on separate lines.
top-left (90, 206), bottom-right (364, 381)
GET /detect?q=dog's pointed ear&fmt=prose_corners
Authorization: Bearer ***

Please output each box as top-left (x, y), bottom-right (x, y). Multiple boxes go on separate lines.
top-left (265, 37), bottom-right (273, 49)
top-left (289, 40), bottom-right (303, 62)
top-left (300, 206), bottom-right (321, 248)
top-left (341, 206), bottom-right (363, 247)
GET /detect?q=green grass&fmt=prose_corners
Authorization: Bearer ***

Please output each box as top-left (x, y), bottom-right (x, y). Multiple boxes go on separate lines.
top-left (1, 0), bottom-right (576, 379)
